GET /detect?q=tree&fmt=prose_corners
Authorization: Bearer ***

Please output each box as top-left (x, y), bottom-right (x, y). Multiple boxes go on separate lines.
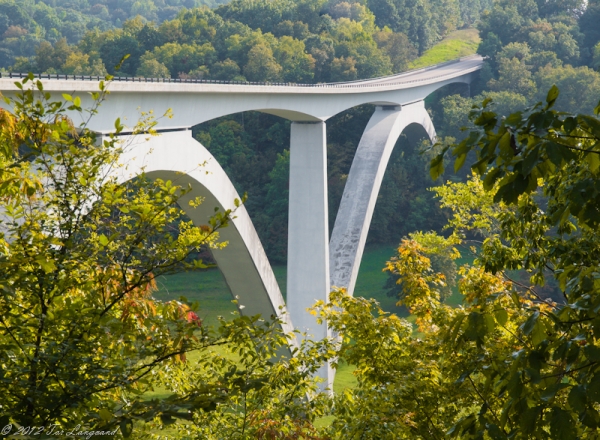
top-left (135, 58), bottom-right (171, 79)
top-left (274, 36), bottom-right (315, 83)
top-left (409, 86), bottom-right (600, 438)
top-left (0, 74), bottom-right (254, 432)
top-left (99, 34), bottom-right (144, 76)
top-left (210, 58), bottom-right (244, 81)
top-left (140, 42), bottom-right (217, 78)
top-left (243, 43), bottom-right (282, 82)
top-left (374, 29), bottom-right (418, 73)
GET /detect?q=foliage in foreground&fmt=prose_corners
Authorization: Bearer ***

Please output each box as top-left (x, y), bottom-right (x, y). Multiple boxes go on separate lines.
top-left (0, 74), bottom-right (230, 431)
top-left (312, 87), bottom-right (600, 439)
top-left (0, 76), bottom-right (337, 438)
top-left (3, 70), bottom-right (600, 439)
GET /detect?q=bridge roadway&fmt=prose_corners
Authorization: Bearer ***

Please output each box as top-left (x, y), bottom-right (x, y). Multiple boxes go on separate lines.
top-left (0, 55), bottom-right (484, 390)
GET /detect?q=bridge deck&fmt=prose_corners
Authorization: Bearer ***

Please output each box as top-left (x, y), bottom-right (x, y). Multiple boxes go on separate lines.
top-left (0, 55), bottom-right (483, 94)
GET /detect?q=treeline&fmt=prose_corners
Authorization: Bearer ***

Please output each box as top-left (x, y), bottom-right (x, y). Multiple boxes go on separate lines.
top-left (5, 0), bottom-right (488, 81)
top-left (436, 0), bottom-right (600, 141)
top-left (0, 0), bottom-right (226, 70)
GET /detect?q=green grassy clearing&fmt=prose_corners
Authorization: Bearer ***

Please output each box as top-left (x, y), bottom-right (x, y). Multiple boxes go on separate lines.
top-left (409, 28), bottom-right (481, 69)
top-left (150, 243), bottom-right (471, 393)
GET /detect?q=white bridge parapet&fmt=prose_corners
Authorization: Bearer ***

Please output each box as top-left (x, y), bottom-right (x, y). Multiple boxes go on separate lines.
top-left (0, 55), bottom-right (484, 391)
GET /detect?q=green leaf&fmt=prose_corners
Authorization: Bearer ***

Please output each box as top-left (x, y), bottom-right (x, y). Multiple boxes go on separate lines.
top-left (498, 131), bottom-right (513, 156)
top-left (430, 154), bottom-right (445, 180)
top-left (120, 418), bottom-right (134, 438)
top-left (586, 153), bottom-right (600, 173)
top-left (73, 96), bottom-right (81, 107)
top-left (520, 405), bottom-right (542, 433)
top-left (531, 318), bottom-right (547, 346)
top-left (62, 93), bottom-right (73, 102)
top-left (540, 383), bottom-right (569, 402)
top-left (563, 117), bottom-right (577, 134)
top-left (474, 111), bottom-right (498, 128)
top-left (568, 385), bottom-right (587, 412)
top-left (521, 311), bottom-right (539, 336)
top-left (99, 234), bottom-right (109, 246)
top-left (588, 373), bottom-right (600, 403)
top-left (584, 344), bottom-right (600, 362)
top-left (35, 256), bottom-right (56, 274)
top-left (546, 85), bottom-right (559, 107)
top-left (550, 407), bottom-right (577, 440)
top-left (99, 408), bottom-right (112, 422)
top-left (483, 168), bottom-right (502, 191)
top-left (545, 142), bottom-right (564, 166)
top-left (454, 153), bottom-right (467, 173)
top-left (495, 308), bottom-right (508, 326)
top-left (521, 146), bottom-right (540, 176)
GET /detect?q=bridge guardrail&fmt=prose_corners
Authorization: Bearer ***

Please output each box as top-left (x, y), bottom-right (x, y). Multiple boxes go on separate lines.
top-left (0, 55), bottom-right (483, 90)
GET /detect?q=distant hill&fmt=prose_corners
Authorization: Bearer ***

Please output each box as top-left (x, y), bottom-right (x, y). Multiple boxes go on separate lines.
top-left (0, 0), bottom-right (228, 68)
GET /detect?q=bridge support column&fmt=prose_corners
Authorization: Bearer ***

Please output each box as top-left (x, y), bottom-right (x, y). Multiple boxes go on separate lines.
top-left (288, 121), bottom-right (333, 392)
top-left (330, 101), bottom-right (436, 295)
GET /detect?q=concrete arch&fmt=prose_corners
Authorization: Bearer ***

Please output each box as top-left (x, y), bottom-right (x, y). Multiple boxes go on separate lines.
top-left (329, 100), bottom-right (436, 295)
top-left (112, 130), bottom-right (295, 346)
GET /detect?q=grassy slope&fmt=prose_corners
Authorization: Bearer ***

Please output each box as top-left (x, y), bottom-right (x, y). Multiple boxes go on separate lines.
top-left (409, 28), bottom-right (481, 69)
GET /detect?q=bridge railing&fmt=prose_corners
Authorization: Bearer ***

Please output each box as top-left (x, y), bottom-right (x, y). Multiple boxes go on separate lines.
top-left (0, 55), bottom-right (482, 89)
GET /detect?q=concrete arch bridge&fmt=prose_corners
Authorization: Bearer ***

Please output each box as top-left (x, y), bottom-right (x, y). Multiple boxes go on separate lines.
top-left (0, 55), bottom-right (483, 388)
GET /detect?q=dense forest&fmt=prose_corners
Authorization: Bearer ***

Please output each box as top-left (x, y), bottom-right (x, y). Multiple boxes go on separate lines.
top-left (2, 0), bottom-right (600, 266)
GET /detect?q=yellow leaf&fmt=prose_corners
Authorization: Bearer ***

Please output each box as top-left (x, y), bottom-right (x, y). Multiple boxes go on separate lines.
top-left (99, 408), bottom-right (112, 422)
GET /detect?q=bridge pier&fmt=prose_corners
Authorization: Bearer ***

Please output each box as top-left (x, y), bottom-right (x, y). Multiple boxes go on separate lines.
top-left (287, 121), bottom-right (334, 392)
top-left (329, 101), bottom-right (436, 296)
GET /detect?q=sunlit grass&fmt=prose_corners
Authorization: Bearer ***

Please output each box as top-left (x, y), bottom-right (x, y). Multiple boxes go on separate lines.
top-left (409, 28), bottom-right (481, 69)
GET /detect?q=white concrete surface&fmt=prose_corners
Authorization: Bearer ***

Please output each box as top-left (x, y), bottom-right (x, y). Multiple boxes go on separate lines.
top-left (0, 56), bottom-right (483, 132)
top-left (287, 122), bottom-right (333, 391)
top-left (329, 101), bottom-right (436, 296)
top-left (113, 130), bottom-right (295, 347)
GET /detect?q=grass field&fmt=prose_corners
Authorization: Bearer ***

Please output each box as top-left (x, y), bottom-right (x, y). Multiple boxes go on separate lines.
top-left (153, 244), bottom-right (403, 325)
top-left (409, 28), bottom-right (481, 69)
top-left (152, 240), bottom-right (475, 395)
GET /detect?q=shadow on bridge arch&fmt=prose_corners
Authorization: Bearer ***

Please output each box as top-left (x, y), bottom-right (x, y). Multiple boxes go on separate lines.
top-left (113, 130), bottom-right (296, 350)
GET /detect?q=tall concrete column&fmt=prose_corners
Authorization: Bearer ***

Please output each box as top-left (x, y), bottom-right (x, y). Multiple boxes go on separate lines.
top-left (329, 101), bottom-right (436, 296)
top-left (287, 121), bottom-right (333, 391)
